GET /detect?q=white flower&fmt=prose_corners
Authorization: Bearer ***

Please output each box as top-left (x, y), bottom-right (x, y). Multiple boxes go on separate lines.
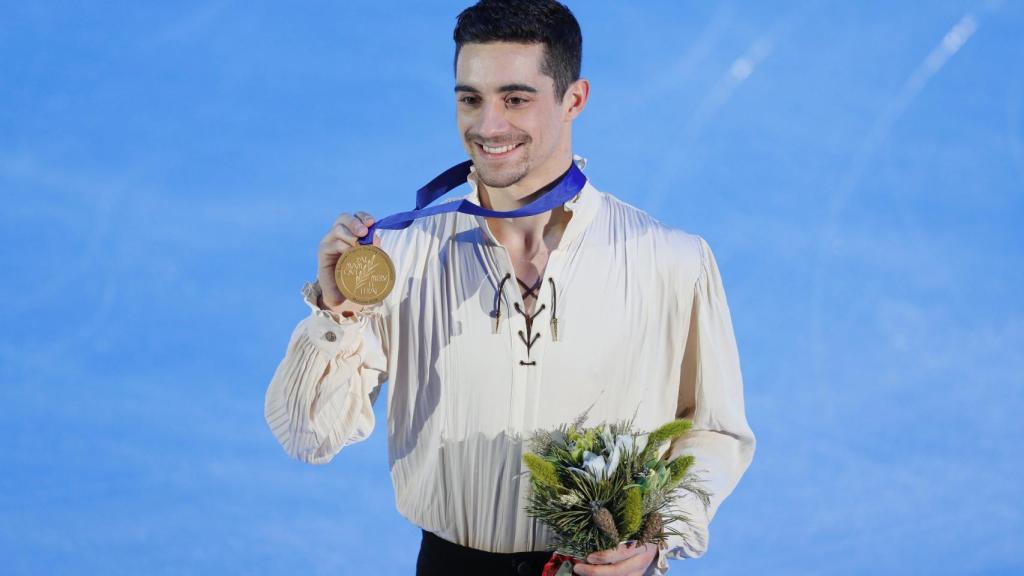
top-left (582, 451), bottom-right (609, 481)
top-left (605, 444), bottom-right (621, 479)
top-left (584, 446), bottom-right (625, 481)
top-left (614, 433), bottom-right (646, 455)
top-left (576, 432), bottom-right (650, 483)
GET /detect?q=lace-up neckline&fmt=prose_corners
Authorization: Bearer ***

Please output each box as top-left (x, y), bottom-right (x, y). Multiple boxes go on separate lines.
top-left (492, 272), bottom-right (560, 366)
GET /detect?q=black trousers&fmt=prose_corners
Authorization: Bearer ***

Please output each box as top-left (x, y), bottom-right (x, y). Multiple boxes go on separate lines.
top-left (416, 530), bottom-right (555, 576)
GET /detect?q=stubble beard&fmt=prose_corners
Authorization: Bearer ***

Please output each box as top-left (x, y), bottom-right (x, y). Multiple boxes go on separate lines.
top-left (476, 156), bottom-right (529, 189)
top-left (467, 132), bottom-right (533, 189)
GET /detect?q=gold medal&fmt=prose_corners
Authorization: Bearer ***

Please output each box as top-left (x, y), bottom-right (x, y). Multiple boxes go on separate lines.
top-left (334, 244), bottom-right (396, 305)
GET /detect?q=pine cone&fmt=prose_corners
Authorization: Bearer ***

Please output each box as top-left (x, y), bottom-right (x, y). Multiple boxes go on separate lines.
top-left (638, 512), bottom-right (664, 544)
top-left (591, 506), bottom-right (620, 542)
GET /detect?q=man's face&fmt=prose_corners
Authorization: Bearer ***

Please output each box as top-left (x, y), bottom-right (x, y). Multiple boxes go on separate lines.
top-left (455, 42), bottom-right (570, 190)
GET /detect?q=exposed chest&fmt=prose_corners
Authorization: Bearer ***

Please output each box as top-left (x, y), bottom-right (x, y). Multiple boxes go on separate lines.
top-left (505, 247), bottom-right (552, 316)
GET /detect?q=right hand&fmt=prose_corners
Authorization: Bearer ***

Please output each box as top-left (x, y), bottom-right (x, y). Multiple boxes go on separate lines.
top-left (318, 211), bottom-right (381, 311)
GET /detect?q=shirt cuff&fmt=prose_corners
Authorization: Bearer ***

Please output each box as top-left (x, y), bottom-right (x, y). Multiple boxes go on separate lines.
top-left (302, 279), bottom-right (386, 325)
top-left (648, 543), bottom-right (670, 576)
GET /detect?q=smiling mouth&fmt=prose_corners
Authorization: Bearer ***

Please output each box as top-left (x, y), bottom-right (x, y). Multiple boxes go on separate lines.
top-left (477, 142), bottom-right (523, 157)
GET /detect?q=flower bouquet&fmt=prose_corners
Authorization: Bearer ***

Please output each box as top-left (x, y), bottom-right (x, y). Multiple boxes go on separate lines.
top-left (521, 415), bottom-right (711, 576)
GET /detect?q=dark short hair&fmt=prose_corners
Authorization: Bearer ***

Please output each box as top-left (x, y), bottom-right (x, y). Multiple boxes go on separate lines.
top-left (453, 0), bottom-right (582, 101)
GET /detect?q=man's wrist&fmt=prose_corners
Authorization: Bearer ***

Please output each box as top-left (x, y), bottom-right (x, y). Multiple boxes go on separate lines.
top-left (316, 283), bottom-right (362, 318)
top-left (316, 291), bottom-right (331, 312)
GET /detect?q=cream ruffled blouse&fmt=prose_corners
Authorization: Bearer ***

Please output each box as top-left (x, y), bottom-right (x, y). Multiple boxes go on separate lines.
top-left (264, 157), bottom-right (755, 574)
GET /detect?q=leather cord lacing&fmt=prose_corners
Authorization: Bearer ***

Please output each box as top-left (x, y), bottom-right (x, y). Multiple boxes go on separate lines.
top-left (492, 272), bottom-right (560, 366)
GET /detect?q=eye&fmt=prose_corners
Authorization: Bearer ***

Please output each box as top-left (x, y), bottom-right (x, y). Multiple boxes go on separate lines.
top-left (505, 96), bottom-right (529, 107)
top-left (458, 95), bottom-right (481, 106)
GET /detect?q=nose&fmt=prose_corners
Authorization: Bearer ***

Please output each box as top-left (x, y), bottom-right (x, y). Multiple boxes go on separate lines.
top-left (475, 99), bottom-right (512, 139)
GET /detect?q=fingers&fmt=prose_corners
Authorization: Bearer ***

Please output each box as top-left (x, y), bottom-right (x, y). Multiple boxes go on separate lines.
top-left (353, 211), bottom-right (375, 228)
top-left (573, 543), bottom-right (655, 576)
top-left (334, 212), bottom-right (375, 238)
top-left (319, 231), bottom-right (355, 265)
top-left (323, 212), bottom-right (377, 251)
top-left (586, 542), bottom-right (640, 565)
top-left (327, 225), bottom-right (357, 245)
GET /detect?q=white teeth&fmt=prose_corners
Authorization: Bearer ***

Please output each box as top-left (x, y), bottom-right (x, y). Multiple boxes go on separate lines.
top-left (482, 143), bottom-right (517, 154)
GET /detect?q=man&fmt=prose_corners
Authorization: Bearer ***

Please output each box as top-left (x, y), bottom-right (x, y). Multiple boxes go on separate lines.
top-left (264, 1), bottom-right (755, 575)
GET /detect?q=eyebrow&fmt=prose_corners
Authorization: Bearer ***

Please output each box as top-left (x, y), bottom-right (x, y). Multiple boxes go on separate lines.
top-left (454, 83), bottom-right (539, 94)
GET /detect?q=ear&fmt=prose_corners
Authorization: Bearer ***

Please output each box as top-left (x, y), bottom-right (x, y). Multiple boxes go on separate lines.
top-left (562, 78), bottom-right (590, 122)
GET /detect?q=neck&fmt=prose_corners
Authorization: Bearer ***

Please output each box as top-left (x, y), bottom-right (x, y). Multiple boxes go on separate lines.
top-left (478, 153), bottom-right (574, 212)
top-left (487, 206), bottom-right (570, 255)
top-left (476, 155), bottom-right (575, 253)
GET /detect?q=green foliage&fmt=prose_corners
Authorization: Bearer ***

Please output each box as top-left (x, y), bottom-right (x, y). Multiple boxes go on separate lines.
top-left (569, 429), bottom-right (596, 462)
top-left (621, 486), bottom-right (643, 538)
top-left (667, 455), bottom-right (695, 489)
top-left (640, 419), bottom-right (693, 462)
top-left (523, 453), bottom-right (562, 490)
top-left (522, 414), bottom-right (710, 558)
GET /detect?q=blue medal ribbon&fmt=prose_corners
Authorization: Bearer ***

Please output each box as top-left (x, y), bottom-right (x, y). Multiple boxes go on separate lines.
top-left (358, 159), bottom-right (588, 245)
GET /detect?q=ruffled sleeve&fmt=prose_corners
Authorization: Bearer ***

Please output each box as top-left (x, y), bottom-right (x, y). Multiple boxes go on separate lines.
top-left (263, 279), bottom-right (390, 465)
top-left (653, 236), bottom-right (756, 572)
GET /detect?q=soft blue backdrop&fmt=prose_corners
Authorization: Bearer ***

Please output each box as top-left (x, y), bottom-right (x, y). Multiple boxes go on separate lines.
top-left (2, 1), bottom-right (1021, 574)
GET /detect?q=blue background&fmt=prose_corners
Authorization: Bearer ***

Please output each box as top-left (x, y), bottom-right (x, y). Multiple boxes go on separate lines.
top-left (2, 1), bottom-right (1022, 574)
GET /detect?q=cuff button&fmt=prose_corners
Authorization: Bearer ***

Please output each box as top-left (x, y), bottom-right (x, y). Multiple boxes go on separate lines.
top-left (324, 330), bottom-right (337, 342)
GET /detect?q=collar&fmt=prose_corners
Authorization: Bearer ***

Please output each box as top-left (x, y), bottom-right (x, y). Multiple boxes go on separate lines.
top-left (462, 154), bottom-right (601, 249)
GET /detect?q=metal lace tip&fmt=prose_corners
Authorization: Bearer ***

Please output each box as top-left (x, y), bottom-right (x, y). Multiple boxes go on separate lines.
top-left (550, 318), bottom-right (559, 342)
top-left (493, 313), bottom-right (502, 334)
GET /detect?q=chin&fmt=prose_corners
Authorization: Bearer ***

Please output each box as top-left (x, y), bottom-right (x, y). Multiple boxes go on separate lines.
top-left (478, 170), bottom-right (527, 189)
top-left (474, 160), bottom-right (530, 189)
